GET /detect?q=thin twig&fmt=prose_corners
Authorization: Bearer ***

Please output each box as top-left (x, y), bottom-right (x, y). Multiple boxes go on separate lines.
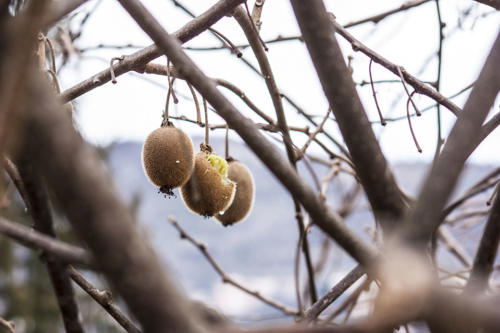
top-left (210, 28), bottom-right (242, 57)
top-left (60, 0), bottom-right (246, 102)
top-left (244, 1), bottom-right (267, 51)
top-left (406, 90), bottom-right (423, 153)
top-left (442, 168), bottom-right (500, 219)
top-left (44, 37), bottom-right (57, 72)
top-left (163, 77), bottom-right (177, 126)
top-left (203, 97), bottom-right (209, 146)
top-left (369, 59), bottom-right (386, 126)
top-left (234, 5), bottom-right (319, 304)
top-left (299, 109), bottom-right (331, 155)
top-left (110, 56), bottom-right (125, 84)
top-left (0, 317), bottom-right (15, 333)
top-left (225, 124), bottom-right (229, 159)
top-left (186, 81), bottom-right (201, 125)
top-left (331, 18), bottom-right (462, 116)
top-left (0, 217), bottom-right (92, 266)
top-left (68, 267), bottom-right (141, 333)
top-left (168, 216), bottom-right (299, 315)
top-left (398, 66), bottom-right (421, 116)
top-left (46, 69), bottom-right (62, 94)
top-left (437, 226), bottom-right (472, 267)
top-left (302, 265), bottom-right (365, 322)
top-left (487, 183), bottom-right (499, 206)
top-left (343, 0), bottom-right (432, 28)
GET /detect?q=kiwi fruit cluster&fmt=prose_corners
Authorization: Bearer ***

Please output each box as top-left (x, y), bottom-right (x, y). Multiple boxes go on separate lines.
top-left (142, 126), bottom-right (254, 224)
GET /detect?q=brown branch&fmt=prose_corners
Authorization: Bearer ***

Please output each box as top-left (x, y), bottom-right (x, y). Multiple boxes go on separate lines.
top-left (117, 0), bottom-right (377, 267)
top-left (42, 0), bottom-right (90, 28)
top-left (235, 5), bottom-right (318, 304)
top-left (302, 265), bottom-right (365, 323)
top-left (60, 0), bottom-right (246, 102)
top-left (464, 191), bottom-right (500, 294)
top-left (251, 0), bottom-right (265, 30)
top-left (442, 167), bottom-right (500, 219)
top-left (291, 0), bottom-right (407, 230)
top-left (14, 157), bottom-right (84, 333)
top-left (0, 217), bottom-right (92, 266)
top-left (169, 217), bottom-right (299, 316)
top-left (473, 0), bottom-right (500, 9)
top-left (0, 317), bottom-right (15, 333)
top-left (23, 73), bottom-right (202, 332)
top-left (437, 226), bottom-right (472, 267)
top-left (171, 0), bottom-right (242, 57)
top-left (369, 59), bottom-right (386, 126)
top-left (67, 267), bottom-right (141, 333)
top-left (299, 109), bottom-right (331, 156)
top-left (331, 18), bottom-right (463, 116)
top-left (405, 31), bottom-right (500, 244)
top-left (344, 0), bottom-right (432, 28)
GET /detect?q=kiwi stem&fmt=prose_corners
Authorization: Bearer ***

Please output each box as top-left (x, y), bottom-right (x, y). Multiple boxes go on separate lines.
top-left (166, 59), bottom-right (179, 104)
top-left (109, 56), bottom-right (125, 84)
top-left (46, 69), bottom-right (61, 94)
top-left (225, 123), bottom-right (229, 160)
top-left (186, 82), bottom-right (202, 125)
top-left (163, 77), bottom-right (177, 127)
top-left (203, 97), bottom-right (209, 146)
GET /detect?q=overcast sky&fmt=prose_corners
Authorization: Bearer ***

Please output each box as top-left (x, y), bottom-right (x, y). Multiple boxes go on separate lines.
top-left (58, 0), bottom-right (499, 164)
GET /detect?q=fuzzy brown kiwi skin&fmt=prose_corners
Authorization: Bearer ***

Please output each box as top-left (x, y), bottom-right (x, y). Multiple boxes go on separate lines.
top-left (180, 152), bottom-right (236, 217)
top-left (215, 159), bottom-right (254, 226)
top-left (142, 126), bottom-right (194, 195)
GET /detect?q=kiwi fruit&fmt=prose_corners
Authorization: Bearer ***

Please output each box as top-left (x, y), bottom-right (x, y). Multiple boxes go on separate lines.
top-left (215, 159), bottom-right (254, 226)
top-left (180, 150), bottom-right (236, 217)
top-left (142, 126), bottom-right (194, 195)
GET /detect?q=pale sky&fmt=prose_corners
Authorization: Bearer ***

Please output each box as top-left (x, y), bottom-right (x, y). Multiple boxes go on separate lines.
top-left (58, 0), bottom-right (500, 164)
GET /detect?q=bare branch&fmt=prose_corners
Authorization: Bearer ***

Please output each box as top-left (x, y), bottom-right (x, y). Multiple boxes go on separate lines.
top-left (464, 191), bottom-right (500, 294)
top-left (302, 265), bottom-right (365, 323)
top-left (233, 5), bottom-right (318, 304)
top-left (331, 17), bottom-right (463, 116)
top-left (60, 0), bottom-right (246, 102)
top-left (473, 0), bottom-right (500, 10)
top-left (0, 217), bottom-right (92, 266)
top-left (169, 217), bottom-right (299, 316)
top-left (42, 0), bottom-right (89, 28)
top-left (0, 317), bottom-right (15, 333)
top-left (344, 0), bottom-right (432, 28)
top-left (67, 267), bottom-right (141, 333)
top-left (405, 31), bottom-right (500, 244)
top-left (116, 0), bottom-right (377, 267)
top-left (14, 157), bottom-right (84, 333)
top-left (291, 0), bottom-right (407, 229)
top-left (23, 73), bottom-right (203, 332)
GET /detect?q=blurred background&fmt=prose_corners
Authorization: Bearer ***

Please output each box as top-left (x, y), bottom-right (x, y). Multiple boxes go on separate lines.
top-left (1, 1), bottom-right (499, 331)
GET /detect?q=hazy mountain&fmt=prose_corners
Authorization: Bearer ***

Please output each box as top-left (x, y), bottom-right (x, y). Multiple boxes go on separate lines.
top-left (105, 138), bottom-right (495, 323)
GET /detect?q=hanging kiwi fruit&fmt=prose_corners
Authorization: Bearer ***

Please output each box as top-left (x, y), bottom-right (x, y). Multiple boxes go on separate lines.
top-left (142, 126), bottom-right (194, 196)
top-left (215, 158), bottom-right (254, 226)
top-left (141, 67), bottom-right (194, 196)
top-left (180, 99), bottom-right (236, 217)
top-left (214, 125), bottom-right (254, 225)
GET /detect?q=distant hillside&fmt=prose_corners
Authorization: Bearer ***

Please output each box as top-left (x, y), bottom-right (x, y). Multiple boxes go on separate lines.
top-left (105, 138), bottom-right (495, 322)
